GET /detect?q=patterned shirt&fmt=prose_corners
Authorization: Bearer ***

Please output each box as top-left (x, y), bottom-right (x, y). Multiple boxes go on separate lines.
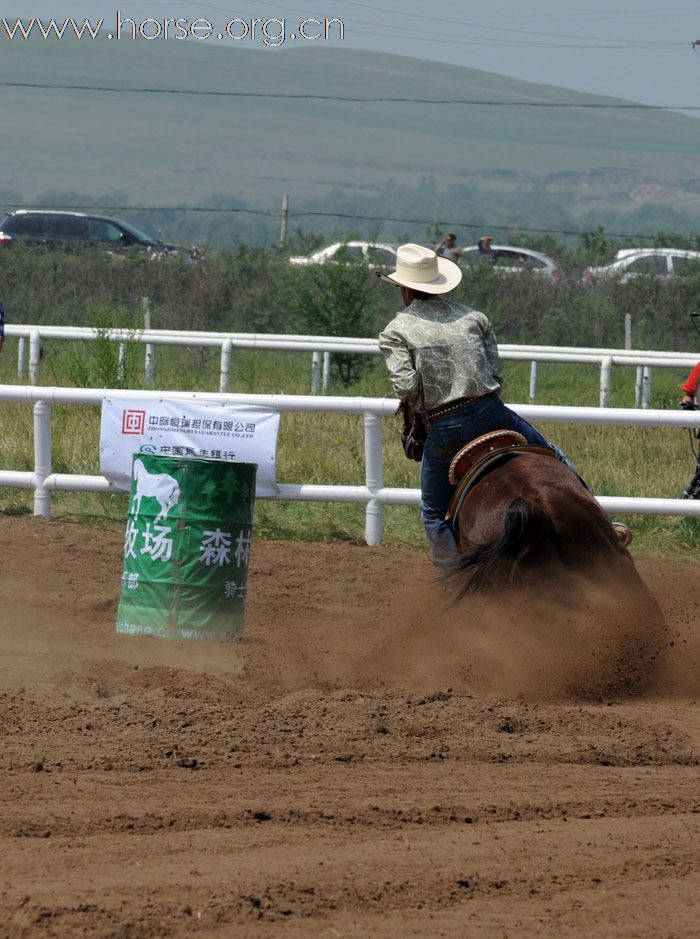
top-left (378, 296), bottom-right (503, 411)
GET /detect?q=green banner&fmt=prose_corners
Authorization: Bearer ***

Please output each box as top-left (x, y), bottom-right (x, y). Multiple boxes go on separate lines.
top-left (116, 454), bottom-right (257, 641)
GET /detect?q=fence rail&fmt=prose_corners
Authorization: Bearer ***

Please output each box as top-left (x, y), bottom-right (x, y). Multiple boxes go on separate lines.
top-left (1, 384), bottom-right (699, 544)
top-left (4, 324), bottom-right (698, 407)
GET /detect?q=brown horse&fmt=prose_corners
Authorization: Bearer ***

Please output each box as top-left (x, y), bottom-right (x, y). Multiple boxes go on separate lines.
top-left (451, 449), bottom-right (635, 593)
top-left (447, 436), bottom-right (667, 695)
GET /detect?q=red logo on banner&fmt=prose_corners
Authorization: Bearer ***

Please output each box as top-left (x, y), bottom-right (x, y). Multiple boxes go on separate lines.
top-left (122, 409), bottom-right (146, 435)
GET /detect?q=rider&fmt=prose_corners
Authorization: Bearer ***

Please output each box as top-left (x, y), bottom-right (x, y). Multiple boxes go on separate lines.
top-left (680, 361), bottom-right (700, 499)
top-left (377, 243), bottom-right (579, 570)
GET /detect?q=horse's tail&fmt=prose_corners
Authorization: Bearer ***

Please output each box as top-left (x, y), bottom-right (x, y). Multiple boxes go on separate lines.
top-left (455, 497), bottom-right (553, 595)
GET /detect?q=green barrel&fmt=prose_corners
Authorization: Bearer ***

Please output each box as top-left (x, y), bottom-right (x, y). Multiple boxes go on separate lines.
top-left (116, 454), bottom-right (257, 641)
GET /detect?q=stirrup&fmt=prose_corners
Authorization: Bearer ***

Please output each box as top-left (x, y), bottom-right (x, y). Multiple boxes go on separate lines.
top-left (611, 521), bottom-right (633, 547)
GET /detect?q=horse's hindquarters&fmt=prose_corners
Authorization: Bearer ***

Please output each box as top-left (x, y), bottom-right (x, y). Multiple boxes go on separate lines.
top-left (451, 457), bottom-right (669, 698)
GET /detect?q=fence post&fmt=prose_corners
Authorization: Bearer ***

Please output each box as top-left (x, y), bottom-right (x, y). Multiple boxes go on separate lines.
top-left (142, 297), bottom-right (155, 384)
top-left (599, 356), bottom-right (613, 407)
top-left (311, 351), bottom-right (321, 394)
top-left (219, 339), bottom-right (233, 392)
top-left (642, 366), bottom-right (653, 409)
top-left (363, 412), bottom-right (385, 546)
top-left (529, 361), bottom-right (539, 402)
top-left (17, 337), bottom-right (26, 379)
top-left (118, 343), bottom-right (126, 384)
top-left (322, 351), bottom-right (331, 394)
top-left (635, 366), bottom-right (643, 408)
top-left (624, 313), bottom-right (632, 350)
top-left (29, 330), bottom-right (42, 386)
top-left (33, 398), bottom-right (52, 518)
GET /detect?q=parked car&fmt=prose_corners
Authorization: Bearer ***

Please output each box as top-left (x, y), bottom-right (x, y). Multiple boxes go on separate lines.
top-left (584, 248), bottom-right (700, 282)
top-left (0, 209), bottom-right (190, 259)
top-left (288, 241), bottom-right (398, 269)
top-left (459, 244), bottom-right (562, 280)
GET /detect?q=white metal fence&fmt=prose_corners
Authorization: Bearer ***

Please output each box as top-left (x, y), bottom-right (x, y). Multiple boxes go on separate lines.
top-left (4, 324), bottom-right (698, 408)
top-left (1, 384), bottom-right (699, 545)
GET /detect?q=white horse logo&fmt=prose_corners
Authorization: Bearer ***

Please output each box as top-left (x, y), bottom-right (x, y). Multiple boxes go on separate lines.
top-left (133, 458), bottom-right (181, 523)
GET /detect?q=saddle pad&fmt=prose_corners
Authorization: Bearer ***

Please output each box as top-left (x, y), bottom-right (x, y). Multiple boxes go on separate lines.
top-left (448, 430), bottom-right (527, 485)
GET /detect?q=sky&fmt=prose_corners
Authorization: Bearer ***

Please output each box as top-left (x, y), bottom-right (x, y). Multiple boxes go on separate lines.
top-left (9, 1), bottom-right (700, 113)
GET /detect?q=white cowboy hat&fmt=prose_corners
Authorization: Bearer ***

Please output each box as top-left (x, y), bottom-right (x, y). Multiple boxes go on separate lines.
top-left (377, 243), bottom-right (462, 294)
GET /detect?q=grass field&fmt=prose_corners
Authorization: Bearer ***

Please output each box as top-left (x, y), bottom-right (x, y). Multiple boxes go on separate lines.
top-left (1, 338), bottom-right (698, 558)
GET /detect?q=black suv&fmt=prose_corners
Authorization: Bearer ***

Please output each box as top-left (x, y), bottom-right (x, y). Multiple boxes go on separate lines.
top-left (0, 209), bottom-right (184, 258)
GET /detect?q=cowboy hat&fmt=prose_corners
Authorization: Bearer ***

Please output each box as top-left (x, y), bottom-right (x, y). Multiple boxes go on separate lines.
top-left (377, 243), bottom-right (462, 294)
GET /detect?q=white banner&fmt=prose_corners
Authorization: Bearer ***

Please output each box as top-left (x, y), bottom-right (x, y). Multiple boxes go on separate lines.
top-left (100, 397), bottom-right (281, 496)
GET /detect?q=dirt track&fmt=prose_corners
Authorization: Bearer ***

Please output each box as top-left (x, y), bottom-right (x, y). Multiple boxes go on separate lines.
top-left (0, 515), bottom-right (698, 938)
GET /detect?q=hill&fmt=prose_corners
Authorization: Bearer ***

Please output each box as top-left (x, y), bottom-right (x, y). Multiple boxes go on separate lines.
top-left (1, 37), bottom-right (700, 242)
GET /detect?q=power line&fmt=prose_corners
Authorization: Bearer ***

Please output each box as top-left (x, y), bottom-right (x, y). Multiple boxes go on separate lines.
top-left (0, 203), bottom-right (280, 217)
top-left (328, 0), bottom-right (687, 45)
top-left (334, 0), bottom-right (686, 49)
top-left (341, 27), bottom-right (683, 50)
top-left (288, 210), bottom-right (658, 241)
top-left (0, 202), bottom-right (661, 241)
top-left (2, 80), bottom-right (699, 108)
top-left (187, 0), bottom-right (690, 47)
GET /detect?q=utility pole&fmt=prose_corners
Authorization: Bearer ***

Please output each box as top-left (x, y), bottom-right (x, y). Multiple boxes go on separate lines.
top-left (279, 194), bottom-right (289, 245)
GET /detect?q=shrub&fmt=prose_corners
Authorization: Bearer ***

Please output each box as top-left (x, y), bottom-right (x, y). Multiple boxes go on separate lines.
top-left (1, 233), bottom-right (699, 354)
top-left (276, 249), bottom-right (382, 385)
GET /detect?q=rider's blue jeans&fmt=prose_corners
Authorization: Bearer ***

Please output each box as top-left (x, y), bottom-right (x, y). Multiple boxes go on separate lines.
top-left (420, 393), bottom-right (574, 570)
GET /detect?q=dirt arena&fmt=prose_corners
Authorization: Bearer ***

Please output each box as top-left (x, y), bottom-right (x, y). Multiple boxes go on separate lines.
top-left (0, 515), bottom-right (698, 938)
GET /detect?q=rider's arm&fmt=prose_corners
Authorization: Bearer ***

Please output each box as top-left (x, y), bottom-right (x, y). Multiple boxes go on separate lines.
top-left (681, 362), bottom-right (700, 400)
top-left (479, 315), bottom-right (504, 388)
top-left (378, 326), bottom-right (420, 404)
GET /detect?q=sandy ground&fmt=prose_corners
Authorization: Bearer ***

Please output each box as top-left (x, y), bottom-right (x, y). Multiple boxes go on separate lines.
top-left (0, 515), bottom-right (698, 938)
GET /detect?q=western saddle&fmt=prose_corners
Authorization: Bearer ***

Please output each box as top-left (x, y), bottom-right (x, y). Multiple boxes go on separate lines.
top-left (444, 429), bottom-right (633, 547)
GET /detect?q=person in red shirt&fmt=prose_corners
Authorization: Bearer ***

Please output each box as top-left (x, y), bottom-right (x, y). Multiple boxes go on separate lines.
top-left (681, 362), bottom-right (700, 407)
top-left (680, 362), bottom-right (700, 499)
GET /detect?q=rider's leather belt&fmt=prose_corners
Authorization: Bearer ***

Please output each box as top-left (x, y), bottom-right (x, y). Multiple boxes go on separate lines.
top-left (426, 392), bottom-right (495, 422)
